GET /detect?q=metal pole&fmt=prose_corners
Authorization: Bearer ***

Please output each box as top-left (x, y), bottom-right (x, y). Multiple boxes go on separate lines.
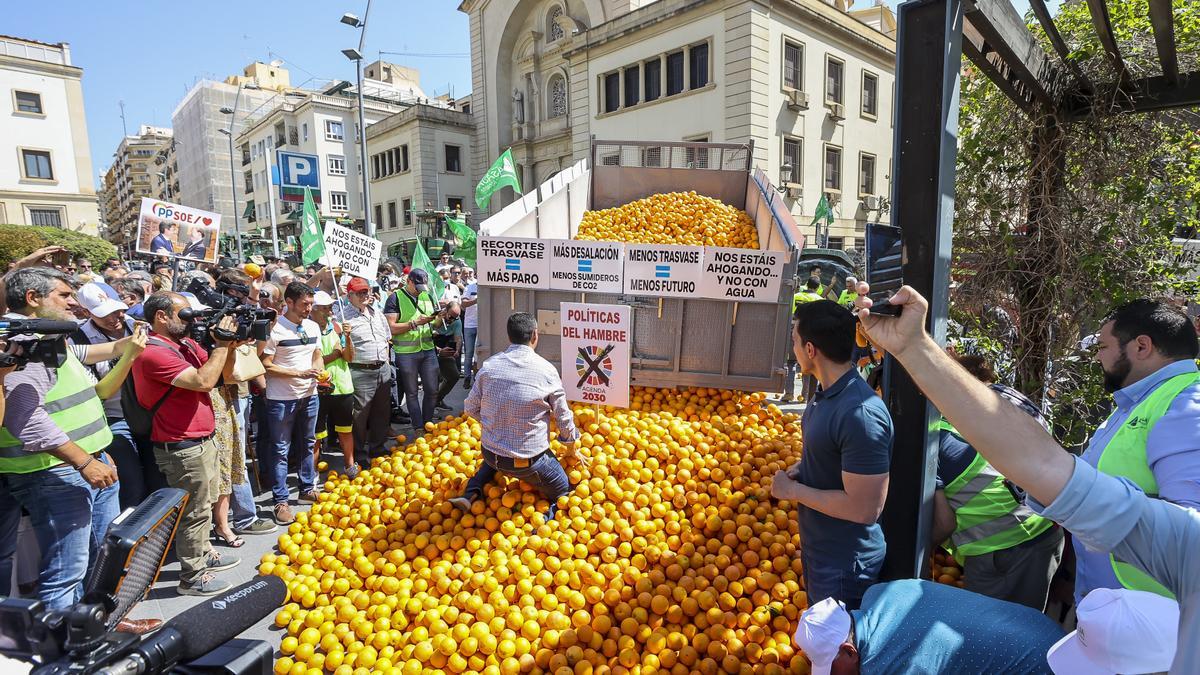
top-left (357, 0), bottom-right (374, 237)
top-left (227, 85), bottom-right (245, 260)
top-left (263, 147), bottom-right (281, 259)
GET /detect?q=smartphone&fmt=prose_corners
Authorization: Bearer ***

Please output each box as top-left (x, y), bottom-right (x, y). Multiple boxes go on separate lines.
top-left (865, 223), bottom-right (904, 315)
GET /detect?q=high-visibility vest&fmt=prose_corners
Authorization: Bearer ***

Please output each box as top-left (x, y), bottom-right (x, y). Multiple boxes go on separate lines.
top-left (1094, 371), bottom-right (1200, 599)
top-left (938, 419), bottom-right (1054, 564)
top-left (392, 290), bottom-right (436, 354)
top-left (0, 348), bottom-right (112, 474)
top-left (792, 291), bottom-right (823, 313)
top-left (837, 290), bottom-right (857, 309)
top-left (318, 325), bottom-right (353, 395)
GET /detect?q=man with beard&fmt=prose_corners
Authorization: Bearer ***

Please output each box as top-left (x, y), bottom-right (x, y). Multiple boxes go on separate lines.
top-left (1074, 299), bottom-right (1200, 602)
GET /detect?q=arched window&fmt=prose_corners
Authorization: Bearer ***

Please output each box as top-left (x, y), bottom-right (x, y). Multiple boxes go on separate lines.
top-left (547, 5), bottom-right (565, 42)
top-left (548, 74), bottom-right (568, 118)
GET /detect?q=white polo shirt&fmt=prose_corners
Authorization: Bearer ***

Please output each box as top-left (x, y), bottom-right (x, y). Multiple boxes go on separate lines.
top-left (263, 315), bottom-right (321, 400)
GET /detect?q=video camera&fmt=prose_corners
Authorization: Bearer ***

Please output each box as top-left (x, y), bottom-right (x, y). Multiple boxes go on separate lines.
top-left (0, 319), bottom-right (78, 370)
top-left (182, 278), bottom-right (275, 349)
top-left (0, 488), bottom-right (282, 674)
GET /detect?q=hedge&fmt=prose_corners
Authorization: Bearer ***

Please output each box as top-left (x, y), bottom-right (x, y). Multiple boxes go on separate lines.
top-left (0, 224), bottom-right (117, 268)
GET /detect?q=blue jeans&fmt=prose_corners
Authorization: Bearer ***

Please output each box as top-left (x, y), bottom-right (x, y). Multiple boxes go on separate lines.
top-left (800, 546), bottom-right (884, 611)
top-left (396, 349), bottom-right (440, 428)
top-left (464, 449), bottom-right (572, 519)
top-left (105, 419), bottom-right (165, 511)
top-left (0, 485), bottom-right (18, 596)
top-left (265, 396), bottom-right (318, 505)
top-left (2, 455), bottom-right (120, 610)
top-left (230, 395), bottom-right (258, 528)
top-left (784, 359), bottom-right (798, 398)
top-left (463, 327), bottom-right (478, 381)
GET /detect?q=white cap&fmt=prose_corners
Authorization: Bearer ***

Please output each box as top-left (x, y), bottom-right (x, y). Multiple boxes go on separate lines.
top-left (1047, 588), bottom-right (1179, 675)
top-left (178, 292), bottom-right (209, 311)
top-left (794, 598), bottom-right (852, 675)
top-left (77, 283), bottom-right (128, 318)
top-left (846, 276), bottom-right (858, 285)
top-left (312, 290), bottom-right (335, 306)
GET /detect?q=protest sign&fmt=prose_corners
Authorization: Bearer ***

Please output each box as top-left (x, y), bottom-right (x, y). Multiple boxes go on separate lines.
top-left (560, 303), bottom-right (630, 408)
top-left (622, 244), bottom-right (705, 298)
top-left (549, 240), bottom-right (624, 293)
top-left (697, 247), bottom-right (787, 302)
top-left (323, 221), bottom-right (383, 280)
top-left (135, 198), bottom-right (222, 264)
top-left (477, 236), bottom-right (550, 289)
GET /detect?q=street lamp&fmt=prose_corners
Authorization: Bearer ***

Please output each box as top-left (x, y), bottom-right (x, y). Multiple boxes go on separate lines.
top-left (219, 82), bottom-right (260, 260)
top-left (341, 2), bottom-right (374, 237)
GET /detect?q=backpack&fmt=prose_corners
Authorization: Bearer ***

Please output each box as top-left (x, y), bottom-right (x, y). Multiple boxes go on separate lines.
top-left (120, 337), bottom-right (183, 438)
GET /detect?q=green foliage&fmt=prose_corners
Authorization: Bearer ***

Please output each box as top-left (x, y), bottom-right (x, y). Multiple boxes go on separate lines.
top-left (0, 224), bottom-right (117, 268)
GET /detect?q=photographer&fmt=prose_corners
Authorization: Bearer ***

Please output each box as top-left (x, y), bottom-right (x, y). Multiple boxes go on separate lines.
top-left (0, 268), bottom-right (120, 611)
top-left (132, 292), bottom-right (241, 596)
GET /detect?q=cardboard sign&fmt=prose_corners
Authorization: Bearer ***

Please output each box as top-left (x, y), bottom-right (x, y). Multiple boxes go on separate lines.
top-left (135, 198), bottom-right (221, 264)
top-left (549, 240), bottom-right (624, 293)
top-left (323, 221), bottom-right (382, 280)
top-left (698, 247), bottom-right (788, 302)
top-left (477, 237), bottom-right (550, 289)
top-left (622, 244), bottom-right (705, 297)
top-left (560, 303), bottom-right (630, 408)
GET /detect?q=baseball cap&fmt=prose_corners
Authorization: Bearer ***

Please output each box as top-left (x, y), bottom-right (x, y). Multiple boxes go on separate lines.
top-left (408, 268), bottom-right (430, 293)
top-left (77, 283), bottom-right (128, 318)
top-left (346, 277), bottom-right (371, 293)
top-left (1047, 588), bottom-right (1178, 675)
top-left (313, 290), bottom-right (335, 306)
top-left (794, 598), bottom-right (852, 675)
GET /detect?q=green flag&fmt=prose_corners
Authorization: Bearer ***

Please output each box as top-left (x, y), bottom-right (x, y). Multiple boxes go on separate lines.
top-left (299, 187), bottom-right (325, 265)
top-left (475, 148), bottom-right (521, 210)
top-left (811, 193), bottom-right (835, 248)
top-left (411, 243), bottom-right (446, 301)
top-left (445, 215), bottom-right (476, 267)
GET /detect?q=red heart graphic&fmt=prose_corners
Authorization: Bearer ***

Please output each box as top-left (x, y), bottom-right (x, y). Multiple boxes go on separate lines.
top-left (202, 217), bottom-right (213, 226)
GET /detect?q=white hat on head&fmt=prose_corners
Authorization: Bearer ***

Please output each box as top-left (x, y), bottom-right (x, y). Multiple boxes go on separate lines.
top-left (312, 290), bottom-right (335, 306)
top-left (177, 292), bottom-right (209, 312)
top-left (1047, 588), bottom-right (1179, 675)
top-left (77, 283), bottom-right (128, 318)
top-left (794, 598), bottom-right (852, 675)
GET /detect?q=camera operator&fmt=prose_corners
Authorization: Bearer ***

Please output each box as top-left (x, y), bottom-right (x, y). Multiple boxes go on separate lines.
top-left (0, 268), bottom-right (121, 612)
top-left (132, 292), bottom-right (242, 596)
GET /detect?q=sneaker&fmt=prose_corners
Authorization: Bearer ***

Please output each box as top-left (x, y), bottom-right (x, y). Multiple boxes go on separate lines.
top-left (343, 464), bottom-right (361, 479)
top-left (178, 573), bottom-right (232, 597)
top-left (461, 378), bottom-right (472, 391)
top-left (232, 518), bottom-right (277, 536)
top-left (273, 503), bottom-right (295, 525)
top-left (298, 490), bottom-right (320, 504)
top-left (204, 549), bottom-right (241, 573)
top-left (779, 395), bottom-right (794, 403)
top-left (391, 411), bottom-right (411, 424)
top-left (448, 492), bottom-right (477, 512)
top-left (435, 401), bottom-right (452, 411)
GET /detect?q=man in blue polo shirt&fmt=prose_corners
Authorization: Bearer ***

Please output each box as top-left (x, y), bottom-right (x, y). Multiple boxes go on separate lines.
top-left (771, 300), bottom-right (893, 609)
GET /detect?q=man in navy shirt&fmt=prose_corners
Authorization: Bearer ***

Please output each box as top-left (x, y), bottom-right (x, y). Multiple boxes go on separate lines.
top-left (771, 300), bottom-right (894, 609)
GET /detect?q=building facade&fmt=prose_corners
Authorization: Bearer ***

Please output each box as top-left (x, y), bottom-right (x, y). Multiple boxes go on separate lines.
top-left (365, 103), bottom-right (475, 249)
top-left (0, 36), bottom-right (99, 234)
top-left (97, 125), bottom-right (173, 253)
top-left (460, 0), bottom-right (896, 251)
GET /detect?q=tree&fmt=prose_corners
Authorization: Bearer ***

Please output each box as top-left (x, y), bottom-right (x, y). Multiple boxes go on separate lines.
top-left (951, 0), bottom-right (1200, 446)
top-left (0, 224), bottom-right (117, 269)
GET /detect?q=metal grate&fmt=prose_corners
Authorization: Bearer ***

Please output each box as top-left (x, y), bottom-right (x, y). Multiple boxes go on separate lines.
top-left (591, 140), bottom-right (750, 172)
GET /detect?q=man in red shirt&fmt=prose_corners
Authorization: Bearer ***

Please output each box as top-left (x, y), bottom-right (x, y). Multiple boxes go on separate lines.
top-left (132, 292), bottom-right (241, 596)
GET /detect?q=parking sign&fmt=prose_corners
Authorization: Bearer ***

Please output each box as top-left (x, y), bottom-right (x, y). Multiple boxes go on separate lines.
top-left (277, 151), bottom-right (320, 203)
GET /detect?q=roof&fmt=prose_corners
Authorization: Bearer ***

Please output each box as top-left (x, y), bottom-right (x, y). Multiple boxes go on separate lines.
top-left (0, 34), bottom-right (64, 49)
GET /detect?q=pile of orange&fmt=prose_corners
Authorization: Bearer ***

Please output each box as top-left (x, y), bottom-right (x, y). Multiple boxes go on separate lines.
top-left (577, 192), bottom-right (760, 248)
top-left (932, 550), bottom-right (966, 588)
top-left (263, 387), bottom-right (811, 675)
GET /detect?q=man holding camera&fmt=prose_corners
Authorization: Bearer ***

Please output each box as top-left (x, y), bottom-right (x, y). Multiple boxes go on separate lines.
top-left (133, 292), bottom-right (241, 596)
top-left (385, 268), bottom-right (441, 432)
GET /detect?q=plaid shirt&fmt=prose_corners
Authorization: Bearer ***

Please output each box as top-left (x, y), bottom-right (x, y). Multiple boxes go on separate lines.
top-left (465, 344), bottom-right (579, 459)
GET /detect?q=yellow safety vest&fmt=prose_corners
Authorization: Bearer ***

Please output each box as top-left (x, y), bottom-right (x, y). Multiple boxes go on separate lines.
top-left (392, 290), bottom-right (436, 354)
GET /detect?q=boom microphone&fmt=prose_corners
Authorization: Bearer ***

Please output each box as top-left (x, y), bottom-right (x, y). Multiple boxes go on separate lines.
top-left (92, 576), bottom-right (287, 675)
top-left (0, 319), bottom-right (78, 335)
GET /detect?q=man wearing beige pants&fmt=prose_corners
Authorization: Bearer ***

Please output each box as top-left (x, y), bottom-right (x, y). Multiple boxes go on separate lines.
top-left (133, 292), bottom-right (242, 596)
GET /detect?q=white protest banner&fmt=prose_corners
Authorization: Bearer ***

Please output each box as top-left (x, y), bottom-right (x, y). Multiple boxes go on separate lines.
top-left (477, 236), bottom-right (550, 289)
top-left (697, 247), bottom-right (788, 302)
top-left (323, 221), bottom-right (382, 279)
top-left (136, 198), bottom-right (222, 264)
top-left (549, 240), bottom-right (624, 293)
top-left (560, 302), bottom-right (630, 408)
top-left (622, 244), bottom-right (705, 298)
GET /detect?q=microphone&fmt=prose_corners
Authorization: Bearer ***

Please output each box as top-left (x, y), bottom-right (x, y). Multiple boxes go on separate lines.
top-left (0, 319), bottom-right (78, 335)
top-left (94, 576), bottom-right (286, 675)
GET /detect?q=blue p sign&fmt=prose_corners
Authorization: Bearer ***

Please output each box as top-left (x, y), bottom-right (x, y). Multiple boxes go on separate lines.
top-left (278, 151), bottom-right (320, 189)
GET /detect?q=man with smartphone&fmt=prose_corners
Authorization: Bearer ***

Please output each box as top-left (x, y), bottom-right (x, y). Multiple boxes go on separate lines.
top-left (385, 269), bottom-right (441, 432)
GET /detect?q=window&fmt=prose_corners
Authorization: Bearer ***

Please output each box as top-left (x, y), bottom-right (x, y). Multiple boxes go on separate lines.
top-left (862, 71), bottom-right (879, 117)
top-left (782, 137), bottom-right (802, 185)
top-left (623, 66), bottom-right (639, 108)
top-left (374, 204), bottom-right (383, 229)
top-left (447, 197), bottom-right (464, 212)
top-left (14, 91), bottom-right (42, 114)
top-left (547, 5), bottom-right (564, 42)
top-left (859, 153), bottom-right (877, 195)
top-left (21, 149), bottom-right (53, 180)
top-left (325, 120), bottom-right (344, 141)
top-left (328, 155), bottom-right (347, 176)
top-left (372, 155), bottom-right (381, 180)
top-left (27, 207), bottom-right (62, 227)
top-left (688, 43), bottom-right (709, 89)
top-left (550, 74), bottom-right (569, 118)
top-left (666, 51), bottom-right (685, 96)
top-left (826, 57), bottom-right (844, 104)
top-left (244, 171), bottom-right (253, 194)
top-left (824, 145), bottom-right (842, 191)
top-left (848, 237), bottom-right (859, 251)
top-left (783, 40), bottom-right (804, 90)
top-left (402, 198), bottom-right (412, 226)
top-left (602, 72), bottom-right (620, 113)
top-left (462, 103), bottom-right (471, 115)
top-left (399, 145), bottom-right (410, 172)
top-left (644, 59), bottom-right (662, 102)
top-left (828, 236), bottom-right (844, 250)
top-left (302, 123), bottom-right (309, 142)
top-left (330, 191), bottom-right (349, 212)
top-left (387, 201), bottom-right (397, 230)
top-left (445, 145), bottom-right (462, 173)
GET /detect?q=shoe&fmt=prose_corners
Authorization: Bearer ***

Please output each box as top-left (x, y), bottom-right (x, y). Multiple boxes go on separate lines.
top-left (391, 411), bottom-right (411, 424)
top-left (462, 379), bottom-right (472, 391)
top-left (343, 464), bottom-right (361, 479)
top-left (298, 490), bottom-right (320, 504)
top-left (779, 395), bottom-right (794, 403)
top-left (204, 549), bottom-right (240, 573)
top-left (116, 618), bottom-right (163, 635)
top-left (273, 503), bottom-right (295, 525)
top-left (435, 401), bottom-right (452, 411)
top-left (178, 573), bottom-right (232, 597)
top-left (448, 495), bottom-right (475, 512)
top-left (232, 518), bottom-right (277, 536)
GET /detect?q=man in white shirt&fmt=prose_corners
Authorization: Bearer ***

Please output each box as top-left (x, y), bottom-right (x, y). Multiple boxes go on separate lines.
top-left (439, 268), bottom-right (461, 304)
top-left (462, 276), bottom-right (479, 388)
top-left (261, 282), bottom-right (323, 525)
